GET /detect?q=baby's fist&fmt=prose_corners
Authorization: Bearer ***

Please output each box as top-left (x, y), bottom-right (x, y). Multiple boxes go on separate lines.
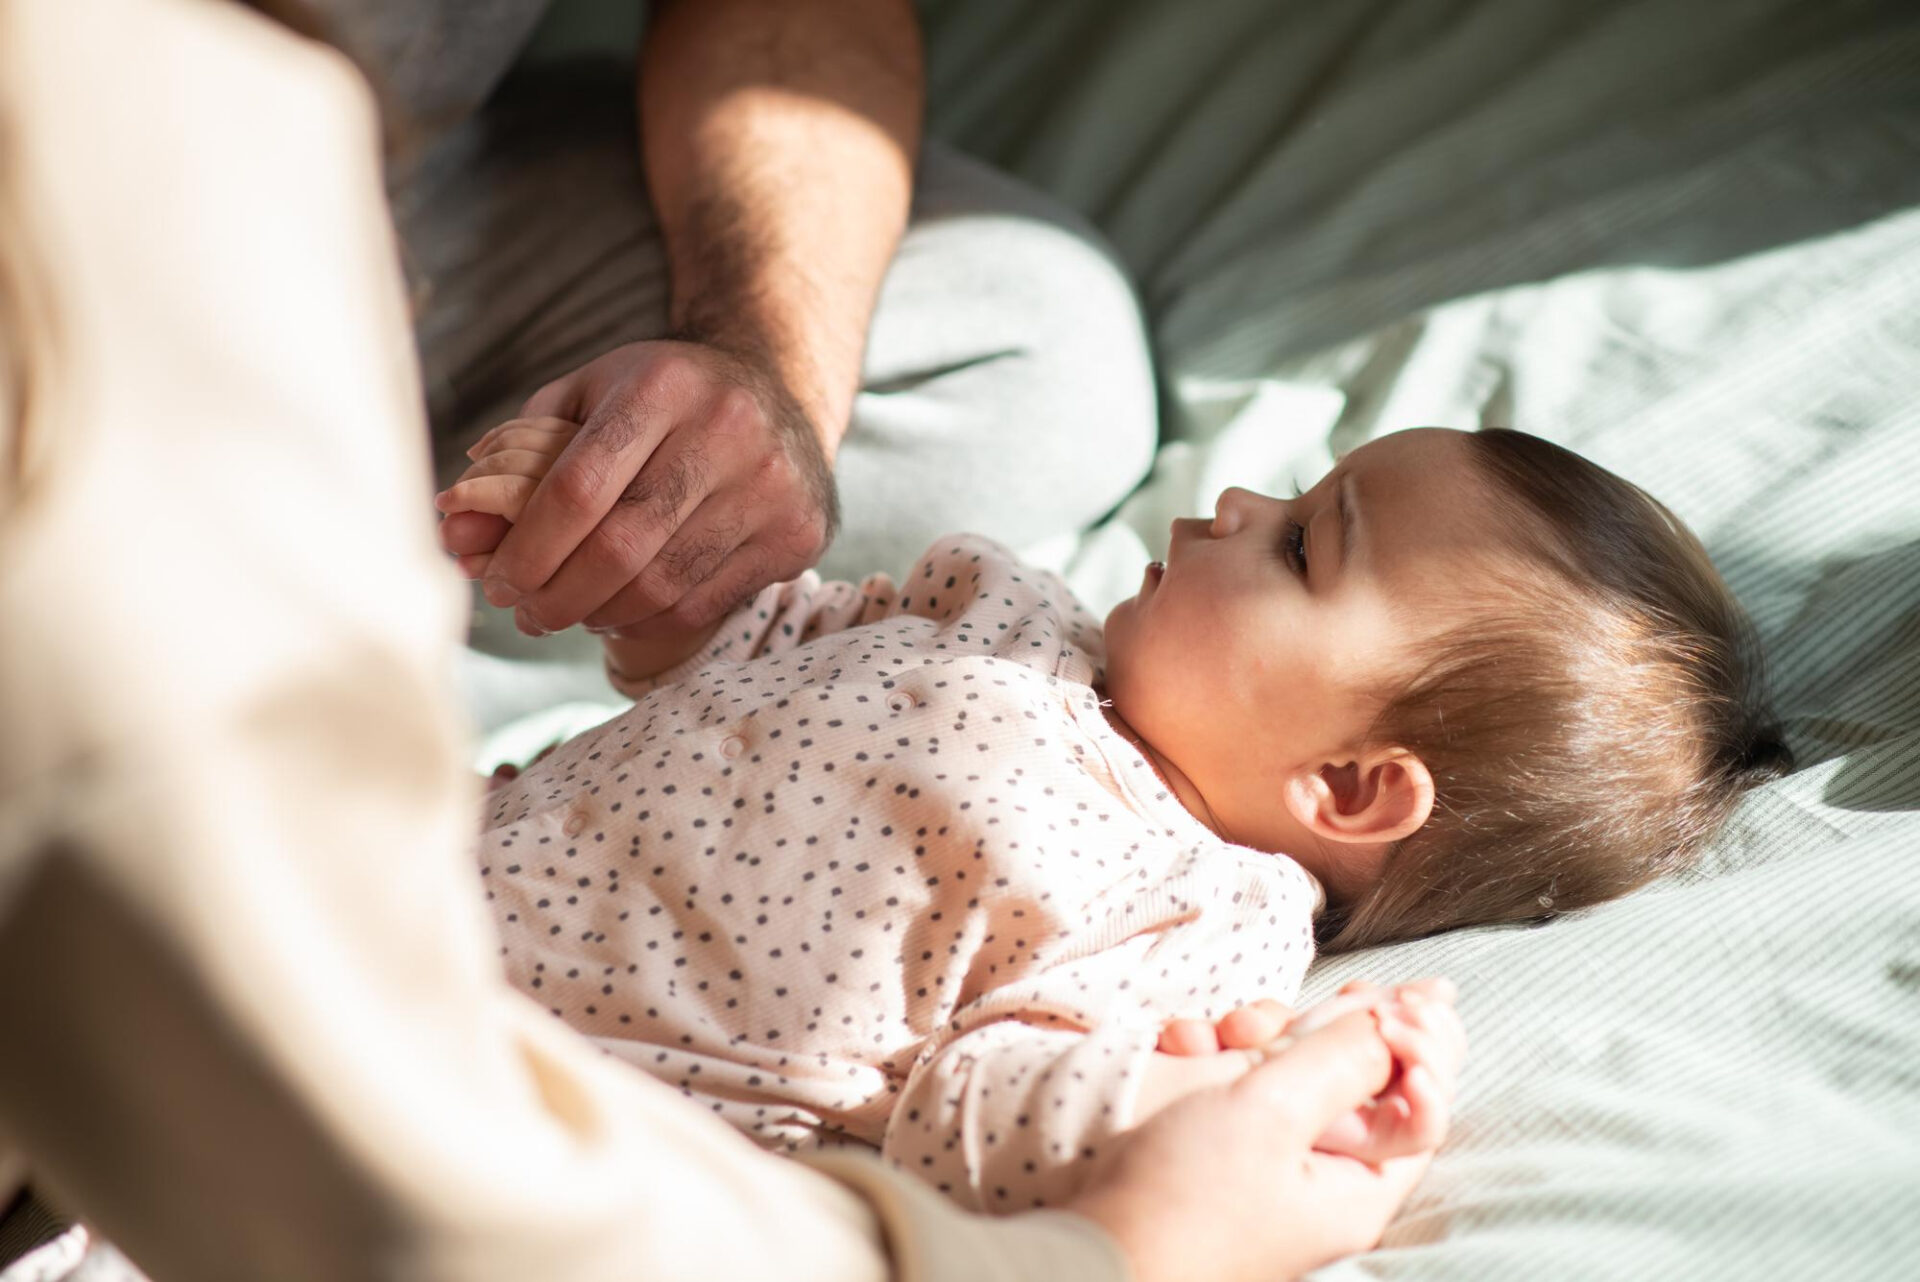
top-left (1313, 980), bottom-right (1465, 1165)
top-left (435, 416), bottom-right (581, 576)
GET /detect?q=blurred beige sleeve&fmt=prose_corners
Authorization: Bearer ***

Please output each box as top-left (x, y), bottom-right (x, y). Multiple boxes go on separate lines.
top-left (0, 2), bottom-right (1127, 1280)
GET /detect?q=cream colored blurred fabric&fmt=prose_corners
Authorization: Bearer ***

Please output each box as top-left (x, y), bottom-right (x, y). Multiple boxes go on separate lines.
top-left (0, 1), bottom-right (1123, 1278)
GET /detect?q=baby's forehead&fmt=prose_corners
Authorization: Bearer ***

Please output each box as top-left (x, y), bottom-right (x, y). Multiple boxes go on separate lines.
top-left (1343, 433), bottom-right (1508, 553)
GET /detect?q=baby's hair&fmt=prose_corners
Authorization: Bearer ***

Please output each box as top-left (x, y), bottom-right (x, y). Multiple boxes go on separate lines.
top-left (1317, 428), bottom-right (1792, 953)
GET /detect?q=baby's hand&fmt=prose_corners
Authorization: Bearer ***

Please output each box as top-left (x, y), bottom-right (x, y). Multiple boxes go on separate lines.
top-left (1157, 998), bottom-right (1296, 1056)
top-left (1307, 979), bottom-right (1464, 1164)
top-left (1158, 978), bottom-right (1464, 1165)
top-left (434, 416), bottom-right (582, 579)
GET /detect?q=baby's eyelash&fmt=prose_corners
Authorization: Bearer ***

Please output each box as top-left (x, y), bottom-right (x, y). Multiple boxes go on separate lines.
top-left (1283, 519), bottom-right (1308, 574)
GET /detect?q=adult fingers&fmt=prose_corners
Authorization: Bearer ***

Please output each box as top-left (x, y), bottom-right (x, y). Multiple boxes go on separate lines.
top-left (1317, 1018), bottom-right (1450, 1164)
top-left (517, 447), bottom-right (731, 634)
top-left (651, 540), bottom-right (782, 633)
top-left (483, 391), bottom-right (676, 607)
top-left (519, 374), bottom-right (587, 423)
top-left (1233, 1009), bottom-right (1396, 1142)
top-left (1294, 1131), bottom-right (1437, 1253)
top-left (1287, 987), bottom-right (1394, 1038)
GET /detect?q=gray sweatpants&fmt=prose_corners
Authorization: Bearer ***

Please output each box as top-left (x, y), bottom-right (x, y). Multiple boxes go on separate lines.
top-left (391, 61), bottom-right (1157, 675)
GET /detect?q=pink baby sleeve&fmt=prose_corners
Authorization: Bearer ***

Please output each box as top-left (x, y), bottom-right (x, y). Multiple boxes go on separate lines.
top-left (882, 1015), bottom-right (1161, 1215)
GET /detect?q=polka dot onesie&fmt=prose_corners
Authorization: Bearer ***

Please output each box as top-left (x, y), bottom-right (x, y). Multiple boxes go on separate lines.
top-left (479, 536), bottom-right (1323, 1212)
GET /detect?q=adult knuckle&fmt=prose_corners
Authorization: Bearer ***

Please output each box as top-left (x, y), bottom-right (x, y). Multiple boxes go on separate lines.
top-left (579, 394), bottom-right (647, 458)
top-left (753, 443), bottom-right (799, 491)
top-left (771, 502), bottom-right (830, 561)
top-left (731, 544), bottom-right (784, 598)
top-left (659, 528), bottom-right (728, 586)
top-left (667, 592), bottom-right (725, 632)
top-left (620, 572), bottom-right (680, 621)
top-left (645, 348), bottom-right (704, 400)
top-left (673, 449), bottom-right (716, 505)
top-left (612, 469), bottom-right (665, 521)
top-left (707, 504), bottom-right (748, 551)
top-left (713, 384), bottom-right (767, 434)
top-left (614, 460), bottom-right (695, 531)
top-left (546, 460), bottom-right (610, 519)
top-left (583, 515), bottom-right (656, 579)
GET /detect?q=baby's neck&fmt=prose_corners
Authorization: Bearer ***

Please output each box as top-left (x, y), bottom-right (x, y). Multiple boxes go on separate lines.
top-left (1094, 685), bottom-right (1227, 842)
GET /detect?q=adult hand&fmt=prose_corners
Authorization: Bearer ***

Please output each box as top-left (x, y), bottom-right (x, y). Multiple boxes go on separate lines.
top-left (442, 340), bottom-right (838, 637)
top-left (1067, 1009), bottom-right (1446, 1282)
top-left (1157, 977), bottom-right (1463, 1166)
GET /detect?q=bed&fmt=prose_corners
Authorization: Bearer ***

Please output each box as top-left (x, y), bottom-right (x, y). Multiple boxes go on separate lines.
top-left (478, 0), bottom-right (1920, 1275)
top-left (487, 0), bottom-right (1920, 1274)
top-left (14, 0), bottom-right (1917, 1277)
top-left (910, 2), bottom-right (1920, 1274)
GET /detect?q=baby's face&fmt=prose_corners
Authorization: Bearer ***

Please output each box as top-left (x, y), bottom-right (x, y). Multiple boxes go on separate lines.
top-left (1103, 428), bottom-right (1519, 882)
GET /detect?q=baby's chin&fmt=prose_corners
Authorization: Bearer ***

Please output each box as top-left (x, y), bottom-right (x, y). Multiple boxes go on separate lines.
top-left (1096, 614), bottom-right (1137, 698)
top-left (1100, 598), bottom-right (1135, 663)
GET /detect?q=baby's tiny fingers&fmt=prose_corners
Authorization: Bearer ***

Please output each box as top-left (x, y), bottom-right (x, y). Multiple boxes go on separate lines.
top-left (1376, 1008), bottom-right (1465, 1113)
top-left (435, 474), bottom-right (539, 523)
top-left (1288, 987), bottom-right (1391, 1038)
top-left (1396, 1064), bottom-right (1451, 1150)
top-left (469, 416), bottom-right (580, 460)
top-left (1395, 976), bottom-right (1458, 1006)
top-left (1390, 996), bottom-right (1468, 1083)
top-left (1376, 1007), bottom-right (1435, 1065)
top-left (450, 447), bottom-right (561, 486)
top-left (1216, 999), bottom-right (1292, 1050)
top-left (1310, 1102), bottom-right (1375, 1156)
top-left (1157, 1019), bottom-right (1222, 1057)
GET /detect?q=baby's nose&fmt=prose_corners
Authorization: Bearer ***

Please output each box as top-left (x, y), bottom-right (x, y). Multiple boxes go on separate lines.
top-left (1211, 486), bottom-right (1257, 536)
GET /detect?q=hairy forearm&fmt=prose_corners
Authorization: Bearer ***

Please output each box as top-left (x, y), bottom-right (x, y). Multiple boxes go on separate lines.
top-left (640, 0), bottom-right (923, 457)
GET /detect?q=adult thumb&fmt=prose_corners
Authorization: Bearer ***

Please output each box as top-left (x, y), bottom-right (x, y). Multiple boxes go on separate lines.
top-left (1232, 1009), bottom-right (1394, 1141)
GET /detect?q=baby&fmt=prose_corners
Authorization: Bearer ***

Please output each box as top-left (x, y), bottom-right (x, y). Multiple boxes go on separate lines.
top-left (437, 424), bottom-right (1787, 1212)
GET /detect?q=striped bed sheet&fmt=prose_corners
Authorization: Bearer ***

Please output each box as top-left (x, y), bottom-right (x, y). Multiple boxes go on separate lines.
top-left (463, 2), bottom-right (1920, 1273)
top-left (9, 3), bottom-right (1918, 1280)
top-left (912, 0), bottom-right (1920, 1274)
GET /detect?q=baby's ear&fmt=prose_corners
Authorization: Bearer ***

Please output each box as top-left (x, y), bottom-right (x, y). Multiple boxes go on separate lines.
top-left (1283, 748), bottom-right (1434, 845)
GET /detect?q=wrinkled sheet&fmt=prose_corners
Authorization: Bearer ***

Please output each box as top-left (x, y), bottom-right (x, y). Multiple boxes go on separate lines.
top-left (464, 0), bottom-right (1920, 1275)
